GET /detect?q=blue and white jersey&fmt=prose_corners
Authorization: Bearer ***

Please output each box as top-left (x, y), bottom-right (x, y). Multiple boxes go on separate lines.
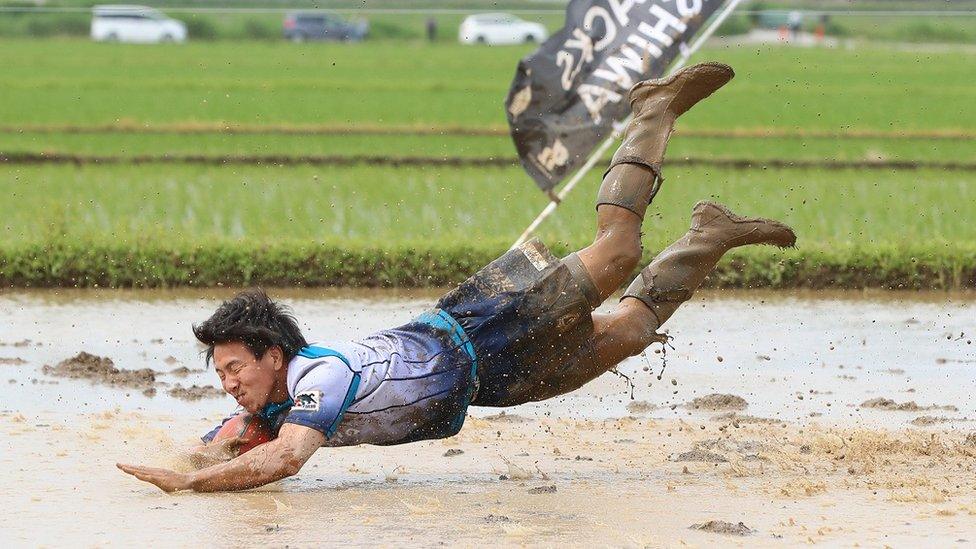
top-left (201, 310), bottom-right (478, 447)
top-left (283, 310), bottom-right (478, 446)
top-left (285, 310), bottom-right (478, 445)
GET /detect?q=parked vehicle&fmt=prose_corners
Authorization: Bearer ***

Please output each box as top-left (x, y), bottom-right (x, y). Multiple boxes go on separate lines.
top-left (283, 12), bottom-right (368, 42)
top-left (91, 5), bottom-right (186, 43)
top-left (458, 13), bottom-right (547, 46)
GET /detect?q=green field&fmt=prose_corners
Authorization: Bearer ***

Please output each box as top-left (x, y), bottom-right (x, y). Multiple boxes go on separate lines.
top-left (2, 40), bottom-right (974, 130)
top-left (1, 39), bottom-right (974, 288)
top-left (5, 163), bottom-right (973, 246)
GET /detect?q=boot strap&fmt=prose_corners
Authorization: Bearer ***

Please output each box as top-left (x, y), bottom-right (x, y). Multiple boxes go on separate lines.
top-left (596, 161), bottom-right (664, 218)
top-left (603, 156), bottom-right (663, 183)
top-left (622, 273), bottom-right (694, 305)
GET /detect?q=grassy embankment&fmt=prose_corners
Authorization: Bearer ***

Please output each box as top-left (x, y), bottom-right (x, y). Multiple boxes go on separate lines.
top-left (1, 40), bottom-right (974, 288)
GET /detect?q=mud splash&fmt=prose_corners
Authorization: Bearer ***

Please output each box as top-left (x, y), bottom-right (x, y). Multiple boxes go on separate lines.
top-left (166, 366), bottom-right (205, 377)
top-left (671, 438), bottom-right (765, 464)
top-left (167, 384), bottom-right (224, 401)
top-left (860, 398), bottom-right (959, 412)
top-left (686, 394), bottom-right (748, 411)
top-left (40, 352), bottom-right (223, 401)
top-left (42, 352), bottom-right (156, 395)
top-left (910, 416), bottom-right (970, 426)
top-left (690, 520), bottom-right (754, 536)
top-left (482, 412), bottom-right (532, 423)
top-left (625, 400), bottom-right (656, 414)
top-left (710, 412), bottom-right (782, 425)
top-left (0, 339), bottom-right (41, 347)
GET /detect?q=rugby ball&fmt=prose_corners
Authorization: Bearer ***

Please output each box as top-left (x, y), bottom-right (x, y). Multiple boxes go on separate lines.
top-left (213, 413), bottom-right (273, 454)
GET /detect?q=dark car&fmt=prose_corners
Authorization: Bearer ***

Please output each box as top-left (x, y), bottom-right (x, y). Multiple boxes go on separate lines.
top-left (283, 12), bottom-right (368, 42)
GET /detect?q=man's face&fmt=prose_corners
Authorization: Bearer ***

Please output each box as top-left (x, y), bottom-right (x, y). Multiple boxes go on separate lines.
top-left (212, 342), bottom-right (281, 414)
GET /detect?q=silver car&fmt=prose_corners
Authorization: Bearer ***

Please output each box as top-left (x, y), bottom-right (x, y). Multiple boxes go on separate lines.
top-left (458, 13), bottom-right (547, 45)
top-left (91, 5), bottom-right (187, 43)
top-left (283, 12), bottom-right (368, 42)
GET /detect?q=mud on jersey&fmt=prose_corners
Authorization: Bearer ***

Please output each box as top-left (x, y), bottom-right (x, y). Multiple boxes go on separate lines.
top-left (204, 309), bottom-right (478, 447)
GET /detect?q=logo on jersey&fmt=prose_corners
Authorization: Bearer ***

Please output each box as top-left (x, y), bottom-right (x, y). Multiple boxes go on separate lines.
top-left (293, 390), bottom-right (322, 412)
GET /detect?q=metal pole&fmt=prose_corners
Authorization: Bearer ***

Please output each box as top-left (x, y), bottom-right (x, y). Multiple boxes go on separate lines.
top-left (510, 125), bottom-right (623, 249)
top-left (510, 0), bottom-right (745, 249)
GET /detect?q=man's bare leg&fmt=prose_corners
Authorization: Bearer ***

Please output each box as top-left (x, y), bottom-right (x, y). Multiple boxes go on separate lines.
top-left (548, 201), bottom-right (797, 395)
top-left (565, 165), bottom-right (653, 303)
top-left (561, 62), bottom-right (735, 308)
top-left (591, 299), bottom-right (660, 370)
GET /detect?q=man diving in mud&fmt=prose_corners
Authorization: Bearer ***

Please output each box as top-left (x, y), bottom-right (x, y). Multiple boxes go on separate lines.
top-left (118, 62), bottom-right (796, 493)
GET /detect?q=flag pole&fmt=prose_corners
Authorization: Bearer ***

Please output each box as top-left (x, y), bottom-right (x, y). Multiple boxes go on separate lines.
top-left (510, 0), bottom-right (745, 250)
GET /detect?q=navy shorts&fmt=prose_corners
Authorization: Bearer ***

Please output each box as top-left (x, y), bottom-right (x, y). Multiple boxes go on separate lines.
top-left (436, 239), bottom-right (596, 407)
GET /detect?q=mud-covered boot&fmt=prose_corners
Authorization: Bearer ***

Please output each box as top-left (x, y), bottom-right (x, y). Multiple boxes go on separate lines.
top-left (623, 201), bottom-right (796, 327)
top-left (597, 62), bottom-right (735, 219)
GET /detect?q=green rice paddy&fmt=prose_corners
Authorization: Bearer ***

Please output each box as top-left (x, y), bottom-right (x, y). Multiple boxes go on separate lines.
top-left (1, 39), bottom-right (974, 288)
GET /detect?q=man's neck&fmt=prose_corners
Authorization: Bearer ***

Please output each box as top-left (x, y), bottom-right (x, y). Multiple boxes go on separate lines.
top-left (268, 362), bottom-right (290, 404)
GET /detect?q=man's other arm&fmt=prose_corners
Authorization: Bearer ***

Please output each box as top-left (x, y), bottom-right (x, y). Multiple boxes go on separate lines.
top-left (118, 423), bottom-right (325, 493)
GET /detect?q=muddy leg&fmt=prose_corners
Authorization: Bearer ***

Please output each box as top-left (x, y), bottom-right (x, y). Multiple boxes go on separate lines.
top-left (591, 300), bottom-right (665, 371)
top-left (550, 201), bottom-right (797, 394)
top-left (565, 168), bottom-right (651, 303)
top-left (561, 63), bottom-right (735, 310)
top-left (548, 300), bottom-right (662, 389)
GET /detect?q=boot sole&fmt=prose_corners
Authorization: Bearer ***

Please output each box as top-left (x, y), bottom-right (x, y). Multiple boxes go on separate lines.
top-left (693, 200), bottom-right (798, 249)
top-left (641, 61), bottom-right (735, 88)
top-left (630, 61), bottom-right (735, 106)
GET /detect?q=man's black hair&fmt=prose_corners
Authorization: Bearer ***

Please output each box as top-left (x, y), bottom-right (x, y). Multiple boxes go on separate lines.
top-left (193, 288), bottom-right (308, 366)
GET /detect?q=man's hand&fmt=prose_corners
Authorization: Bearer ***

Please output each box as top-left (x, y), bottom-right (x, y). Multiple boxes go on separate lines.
top-left (117, 423), bottom-right (325, 493)
top-left (116, 463), bottom-right (192, 493)
top-left (117, 437), bottom-right (244, 491)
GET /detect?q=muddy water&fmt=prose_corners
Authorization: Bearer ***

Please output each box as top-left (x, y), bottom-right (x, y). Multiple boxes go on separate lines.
top-left (2, 289), bottom-right (975, 547)
top-left (1, 288), bottom-right (973, 424)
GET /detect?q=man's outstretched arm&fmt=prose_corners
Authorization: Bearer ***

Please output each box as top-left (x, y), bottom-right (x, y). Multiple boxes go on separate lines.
top-left (117, 423), bottom-right (325, 493)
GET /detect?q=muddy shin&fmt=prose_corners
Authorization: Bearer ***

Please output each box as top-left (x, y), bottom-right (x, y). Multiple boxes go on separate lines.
top-left (623, 201), bottom-right (797, 328)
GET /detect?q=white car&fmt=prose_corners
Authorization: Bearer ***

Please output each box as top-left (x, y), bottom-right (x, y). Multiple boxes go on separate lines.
top-left (459, 13), bottom-right (547, 46)
top-left (91, 5), bottom-right (187, 43)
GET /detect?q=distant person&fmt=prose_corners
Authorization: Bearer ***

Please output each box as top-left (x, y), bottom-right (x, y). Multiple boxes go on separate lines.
top-left (788, 10), bottom-right (802, 40)
top-left (815, 14), bottom-right (829, 43)
top-left (118, 62), bottom-right (796, 492)
top-left (426, 17), bottom-right (437, 42)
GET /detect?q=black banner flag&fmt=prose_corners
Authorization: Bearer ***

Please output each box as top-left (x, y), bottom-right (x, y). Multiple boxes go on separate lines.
top-left (506, 0), bottom-right (726, 192)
